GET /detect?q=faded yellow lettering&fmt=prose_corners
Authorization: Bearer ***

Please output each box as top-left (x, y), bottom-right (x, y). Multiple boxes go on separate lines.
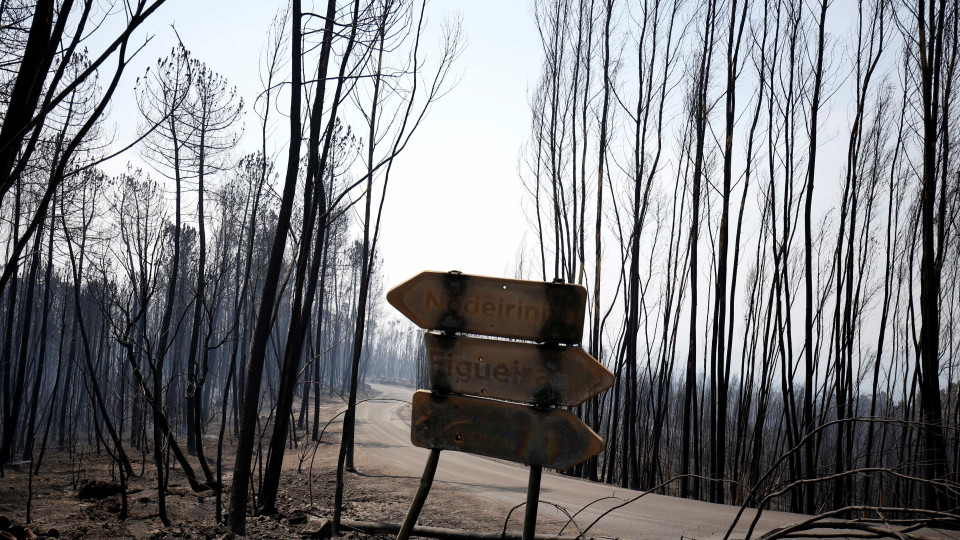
top-left (425, 290), bottom-right (445, 311)
top-left (494, 364), bottom-right (510, 383)
top-left (474, 363), bottom-right (491, 381)
top-left (456, 362), bottom-right (471, 383)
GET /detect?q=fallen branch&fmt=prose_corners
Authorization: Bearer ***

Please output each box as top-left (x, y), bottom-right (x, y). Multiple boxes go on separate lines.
top-left (754, 505), bottom-right (959, 540)
top-left (502, 499), bottom-right (587, 539)
top-left (341, 519), bottom-right (598, 539)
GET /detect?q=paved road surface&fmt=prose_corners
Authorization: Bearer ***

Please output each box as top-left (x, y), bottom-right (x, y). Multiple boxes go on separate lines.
top-left (353, 383), bottom-right (809, 539)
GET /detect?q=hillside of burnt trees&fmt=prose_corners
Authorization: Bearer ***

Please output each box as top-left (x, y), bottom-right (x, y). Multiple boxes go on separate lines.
top-left (3, 0), bottom-right (960, 537)
top-left (518, 0), bottom-right (960, 533)
top-left (0, 0), bottom-right (457, 535)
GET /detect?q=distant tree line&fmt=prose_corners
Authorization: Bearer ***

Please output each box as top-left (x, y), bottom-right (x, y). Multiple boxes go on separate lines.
top-left (0, 0), bottom-right (459, 535)
top-left (518, 0), bottom-right (960, 530)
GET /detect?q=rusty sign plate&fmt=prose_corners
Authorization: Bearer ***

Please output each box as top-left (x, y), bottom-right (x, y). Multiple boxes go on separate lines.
top-left (424, 331), bottom-right (613, 407)
top-left (410, 390), bottom-right (604, 470)
top-left (387, 271), bottom-right (587, 344)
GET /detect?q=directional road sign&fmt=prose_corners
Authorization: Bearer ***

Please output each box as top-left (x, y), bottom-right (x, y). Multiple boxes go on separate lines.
top-left (387, 271), bottom-right (587, 344)
top-left (410, 390), bottom-right (604, 471)
top-left (424, 331), bottom-right (613, 407)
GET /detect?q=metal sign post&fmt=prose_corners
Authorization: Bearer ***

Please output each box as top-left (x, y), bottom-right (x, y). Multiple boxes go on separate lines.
top-left (396, 448), bottom-right (441, 540)
top-left (387, 271), bottom-right (614, 540)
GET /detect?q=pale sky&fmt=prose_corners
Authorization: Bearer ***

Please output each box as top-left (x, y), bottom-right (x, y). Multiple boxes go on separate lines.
top-left (100, 0), bottom-right (540, 291)
top-left (96, 0), bottom-right (875, 352)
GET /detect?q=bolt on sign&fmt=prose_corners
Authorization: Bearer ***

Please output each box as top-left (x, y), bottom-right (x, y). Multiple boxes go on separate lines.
top-left (388, 272), bottom-right (615, 540)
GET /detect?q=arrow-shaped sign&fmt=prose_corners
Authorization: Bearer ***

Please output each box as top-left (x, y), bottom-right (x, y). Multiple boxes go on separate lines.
top-left (410, 390), bottom-right (604, 471)
top-left (387, 271), bottom-right (587, 344)
top-left (424, 331), bottom-right (612, 407)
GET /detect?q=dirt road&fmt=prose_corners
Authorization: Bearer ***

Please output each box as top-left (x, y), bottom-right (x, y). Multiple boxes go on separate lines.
top-left (353, 383), bottom-right (807, 539)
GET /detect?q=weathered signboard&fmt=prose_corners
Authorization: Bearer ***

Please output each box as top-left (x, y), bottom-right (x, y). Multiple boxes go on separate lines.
top-left (410, 390), bottom-right (604, 471)
top-left (386, 271), bottom-right (587, 344)
top-left (424, 331), bottom-right (613, 407)
top-left (388, 271), bottom-right (614, 540)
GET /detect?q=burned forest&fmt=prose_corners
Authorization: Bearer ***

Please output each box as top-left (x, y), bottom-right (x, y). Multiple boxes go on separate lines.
top-left (1, 0), bottom-right (960, 539)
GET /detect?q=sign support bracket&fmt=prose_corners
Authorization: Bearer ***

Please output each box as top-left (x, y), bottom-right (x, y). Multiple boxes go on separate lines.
top-left (396, 448), bottom-right (441, 540)
top-left (521, 464), bottom-right (542, 540)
